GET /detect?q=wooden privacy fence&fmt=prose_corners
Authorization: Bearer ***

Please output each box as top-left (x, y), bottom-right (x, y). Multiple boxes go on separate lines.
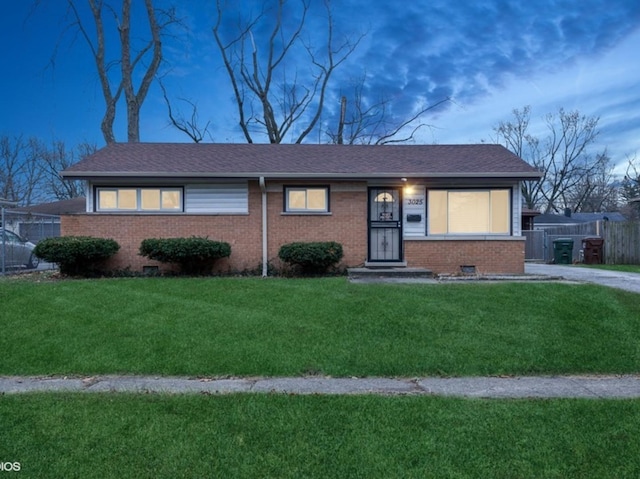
top-left (524, 222), bottom-right (601, 263)
top-left (523, 230), bottom-right (545, 261)
top-left (524, 220), bottom-right (640, 264)
top-left (602, 221), bottom-right (640, 264)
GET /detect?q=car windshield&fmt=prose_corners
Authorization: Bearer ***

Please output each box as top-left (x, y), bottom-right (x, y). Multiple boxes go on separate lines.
top-left (2, 230), bottom-right (25, 243)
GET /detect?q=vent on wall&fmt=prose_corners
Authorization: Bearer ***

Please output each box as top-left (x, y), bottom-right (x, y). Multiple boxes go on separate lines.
top-left (143, 266), bottom-right (160, 276)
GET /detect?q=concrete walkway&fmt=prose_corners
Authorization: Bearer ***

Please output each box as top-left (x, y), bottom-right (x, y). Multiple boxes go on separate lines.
top-left (525, 263), bottom-right (640, 294)
top-left (2, 374), bottom-right (640, 398)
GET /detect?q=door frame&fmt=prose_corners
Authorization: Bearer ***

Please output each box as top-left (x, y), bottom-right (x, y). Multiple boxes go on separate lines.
top-left (367, 186), bottom-right (404, 263)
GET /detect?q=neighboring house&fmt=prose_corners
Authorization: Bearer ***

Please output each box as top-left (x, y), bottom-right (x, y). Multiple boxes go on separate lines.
top-left (521, 208), bottom-right (541, 231)
top-left (534, 210), bottom-right (626, 229)
top-left (10, 197), bottom-right (86, 242)
top-left (61, 143), bottom-right (541, 275)
top-left (15, 197), bottom-right (87, 216)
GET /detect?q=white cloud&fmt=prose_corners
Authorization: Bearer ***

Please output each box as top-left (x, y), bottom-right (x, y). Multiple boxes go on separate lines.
top-left (428, 28), bottom-right (640, 171)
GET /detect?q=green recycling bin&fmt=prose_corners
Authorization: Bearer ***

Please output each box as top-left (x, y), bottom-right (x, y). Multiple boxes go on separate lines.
top-left (553, 238), bottom-right (574, 264)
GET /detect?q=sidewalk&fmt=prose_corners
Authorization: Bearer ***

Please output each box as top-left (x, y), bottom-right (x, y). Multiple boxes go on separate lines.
top-left (2, 374), bottom-right (640, 398)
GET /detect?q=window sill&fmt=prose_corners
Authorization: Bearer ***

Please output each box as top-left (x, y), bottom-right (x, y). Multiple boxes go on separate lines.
top-left (280, 212), bottom-right (332, 216)
top-left (90, 212), bottom-right (249, 216)
top-left (405, 235), bottom-right (523, 241)
top-left (94, 211), bottom-right (184, 214)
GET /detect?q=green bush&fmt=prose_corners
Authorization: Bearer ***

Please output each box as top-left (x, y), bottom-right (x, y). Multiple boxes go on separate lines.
top-left (33, 236), bottom-right (120, 277)
top-left (278, 241), bottom-right (344, 275)
top-left (139, 237), bottom-right (231, 276)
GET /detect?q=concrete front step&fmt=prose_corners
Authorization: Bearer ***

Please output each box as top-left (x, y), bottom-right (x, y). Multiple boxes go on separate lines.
top-left (347, 267), bottom-right (434, 280)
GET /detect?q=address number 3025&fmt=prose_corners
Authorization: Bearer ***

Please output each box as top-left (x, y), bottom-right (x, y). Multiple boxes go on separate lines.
top-left (407, 199), bottom-right (424, 205)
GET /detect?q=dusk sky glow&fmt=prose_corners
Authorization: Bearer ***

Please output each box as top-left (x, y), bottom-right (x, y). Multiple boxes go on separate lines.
top-left (1, 1), bottom-right (639, 173)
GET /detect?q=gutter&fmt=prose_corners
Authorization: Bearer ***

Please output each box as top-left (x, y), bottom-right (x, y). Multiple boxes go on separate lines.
top-left (259, 176), bottom-right (268, 277)
top-left (61, 171), bottom-right (543, 180)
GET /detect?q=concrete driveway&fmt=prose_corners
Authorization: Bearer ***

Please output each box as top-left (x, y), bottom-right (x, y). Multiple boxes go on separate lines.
top-left (525, 263), bottom-right (640, 294)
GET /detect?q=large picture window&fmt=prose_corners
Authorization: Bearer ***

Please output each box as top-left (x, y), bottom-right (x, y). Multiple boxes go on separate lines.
top-left (428, 189), bottom-right (510, 234)
top-left (284, 186), bottom-right (329, 213)
top-left (96, 188), bottom-right (182, 212)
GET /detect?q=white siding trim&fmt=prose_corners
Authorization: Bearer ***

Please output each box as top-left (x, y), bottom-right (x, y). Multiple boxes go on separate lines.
top-left (512, 183), bottom-right (522, 236)
top-left (185, 183), bottom-right (248, 214)
top-left (403, 185), bottom-right (426, 237)
top-left (85, 181), bottom-right (93, 212)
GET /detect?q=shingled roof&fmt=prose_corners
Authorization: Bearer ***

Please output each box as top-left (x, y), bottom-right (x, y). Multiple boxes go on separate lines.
top-left (62, 143), bottom-right (541, 179)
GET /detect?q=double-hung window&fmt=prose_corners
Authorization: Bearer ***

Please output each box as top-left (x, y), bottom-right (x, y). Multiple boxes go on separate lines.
top-left (428, 189), bottom-right (510, 234)
top-left (96, 187), bottom-right (183, 212)
top-left (284, 186), bottom-right (329, 213)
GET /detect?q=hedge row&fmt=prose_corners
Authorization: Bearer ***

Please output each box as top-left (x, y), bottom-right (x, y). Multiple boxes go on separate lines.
top-left (278, 241), bottom-right (343, 275)
top-left (33, 236), bottom-right (120, 276)
top-left (33, 237), bottom-right (343, 277)
top-left (139, 237), bottom-right (231, 276)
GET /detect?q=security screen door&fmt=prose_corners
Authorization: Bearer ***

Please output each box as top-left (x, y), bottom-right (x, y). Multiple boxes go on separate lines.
top-left (368, 187), bottom-right (402, 262)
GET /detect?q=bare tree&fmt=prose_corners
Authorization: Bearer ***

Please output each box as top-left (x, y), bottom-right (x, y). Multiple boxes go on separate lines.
top-left (493, 106), bottom-right (542, 210)
top-left (38, 141), bottom-right (93, 200)
top-left (563, 151), bottom-right (619, 212)
top-left (0, 136), bottom-right (92, 206)
top-left (62, 0), bottom-right (179, 143)
top-left (494, 106), bottom-right (605, 213)
top-left (0, 136), bottom-right (46, 206)
top-left (213, 0), bottom-right (363, 144)
top-left (621, 153), bottom-right (640, 219)
top-left (326, 78), bottom-right (450, 145)
top-left (159, 81), bottom-right (212, 143)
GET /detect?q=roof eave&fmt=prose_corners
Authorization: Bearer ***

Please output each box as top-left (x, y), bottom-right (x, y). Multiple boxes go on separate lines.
top-left (61, 171), bottom-right (542, 180)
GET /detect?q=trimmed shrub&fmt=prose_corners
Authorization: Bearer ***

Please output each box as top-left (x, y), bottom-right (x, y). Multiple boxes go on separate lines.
top-left (278, 241), bottom-right (344, 275)
top-left (33, 236), bottom-right (120, 277)
top-left (139, 237), bottom-right (231, 276)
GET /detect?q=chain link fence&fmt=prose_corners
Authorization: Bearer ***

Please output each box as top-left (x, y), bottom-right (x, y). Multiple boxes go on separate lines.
top-left (1, 207), bottom-right (60, 275)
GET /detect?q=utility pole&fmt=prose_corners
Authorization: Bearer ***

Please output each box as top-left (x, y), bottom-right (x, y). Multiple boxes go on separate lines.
top-left (337, 96), bottom-right (347, 144)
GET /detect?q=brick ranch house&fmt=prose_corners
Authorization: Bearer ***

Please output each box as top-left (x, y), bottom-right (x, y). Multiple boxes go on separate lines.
top-left (61, 143), bottom-right (541, 275)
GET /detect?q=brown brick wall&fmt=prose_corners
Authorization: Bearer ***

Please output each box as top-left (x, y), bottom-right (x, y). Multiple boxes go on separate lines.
top-left (61, 181), bottom-right (370, 273)
top-left (61, 182), bottom-right (264, 273)
top-left (60, 180), bottom-right (525, 275)
top-left (404, 238), bottom-right (526, 275)
top-left (266, 186), bottom-right (368, 268)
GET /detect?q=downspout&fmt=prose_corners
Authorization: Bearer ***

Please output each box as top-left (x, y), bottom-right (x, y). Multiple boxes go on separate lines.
top-left (259, 176), bottom-right (268, 277)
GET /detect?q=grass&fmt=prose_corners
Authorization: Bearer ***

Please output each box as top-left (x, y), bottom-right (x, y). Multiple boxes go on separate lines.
top-left (3, 276), bottom-right (640, 478)
top-left (2, 276), bottom-right (640, 377)
top-left (2, 393), bottom-right (640, 478)
top-left (578, 263), bottom-right (640, 274)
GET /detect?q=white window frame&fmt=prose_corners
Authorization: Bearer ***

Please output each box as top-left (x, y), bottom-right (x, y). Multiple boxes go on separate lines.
top-left (96, 187), bottom-right (183, 212)
top-left (284, 186), bottom-right (329, 213)
top-left (428, 188), bottom-right (511, 235)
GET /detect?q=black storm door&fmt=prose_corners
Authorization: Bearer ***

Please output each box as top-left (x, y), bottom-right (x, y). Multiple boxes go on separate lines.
top-left (368, 187), bottom-right (402, 262)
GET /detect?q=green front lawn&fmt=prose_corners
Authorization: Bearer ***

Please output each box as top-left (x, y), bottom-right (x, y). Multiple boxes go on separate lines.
top-left (579, 263), bottom-right (640, 274)
top-left (2, 276), bottom-right (639, 377)
top-left (2, 393), bottom-right (640, 479)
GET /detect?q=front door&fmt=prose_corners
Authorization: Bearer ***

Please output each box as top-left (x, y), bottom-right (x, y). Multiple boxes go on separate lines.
top-left (368, 187), bottom-right (403, 262)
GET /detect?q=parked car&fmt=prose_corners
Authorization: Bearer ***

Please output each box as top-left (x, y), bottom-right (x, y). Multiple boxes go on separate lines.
top-left (1, 229), bottom-right (39, 269)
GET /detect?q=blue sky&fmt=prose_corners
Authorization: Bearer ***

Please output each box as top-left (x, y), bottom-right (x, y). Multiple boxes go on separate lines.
top-left (1, 0), bottom-right (639, 173)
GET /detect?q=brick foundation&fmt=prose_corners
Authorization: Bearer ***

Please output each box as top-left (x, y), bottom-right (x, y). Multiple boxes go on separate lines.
top-left (404, 238), bottom-right (526, 275)
top-left (61, 182), bottom-right (369, 274)
top-left (60, 181), bottom-right (525, 275)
